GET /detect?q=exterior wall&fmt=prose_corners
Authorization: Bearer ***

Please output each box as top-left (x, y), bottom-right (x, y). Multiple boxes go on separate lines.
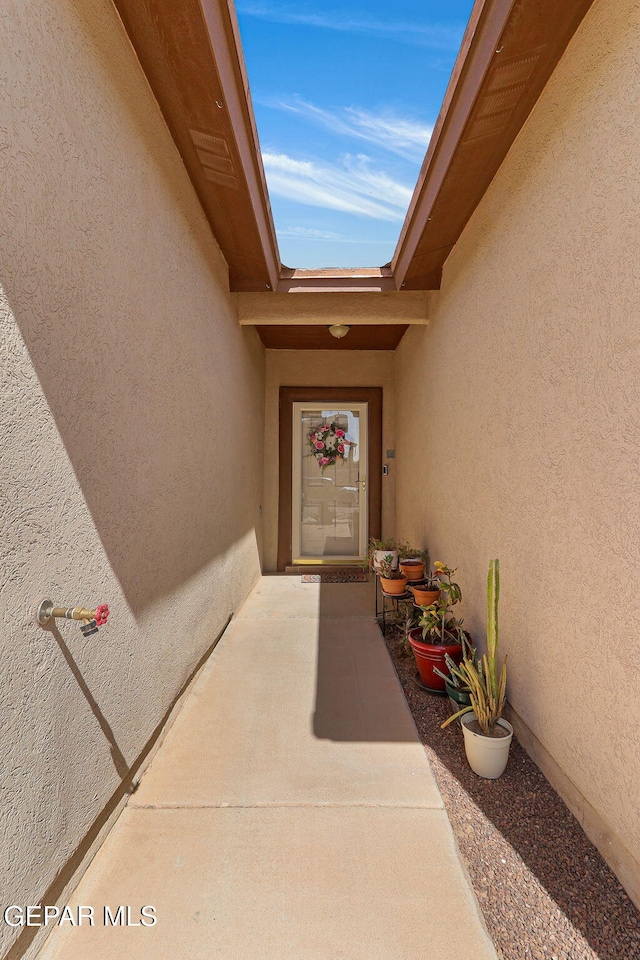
top-left (264, 350), bottom-right (396, 570)
top-left (0, 0), bottom-right (264, 950)
top-left (395, 0), bottom-right (640, 899)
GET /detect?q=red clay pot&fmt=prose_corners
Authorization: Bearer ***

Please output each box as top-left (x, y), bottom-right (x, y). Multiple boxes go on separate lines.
top-left (399, 559), bottom-right (425, 582)
top-left (408, 628), bottom-right (463, 691)
top-left (380, 575), bottom-right (408, 596)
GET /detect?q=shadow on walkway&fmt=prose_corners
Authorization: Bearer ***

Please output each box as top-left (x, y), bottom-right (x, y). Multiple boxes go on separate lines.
top-left (313, 580), bottom-right (416, 742)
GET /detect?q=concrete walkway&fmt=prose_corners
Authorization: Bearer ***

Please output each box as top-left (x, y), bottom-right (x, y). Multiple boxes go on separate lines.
top-left (38, 576), bottom-right (497, 960)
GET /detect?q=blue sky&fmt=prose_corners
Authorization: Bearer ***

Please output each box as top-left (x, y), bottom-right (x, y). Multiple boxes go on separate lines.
top-left (235, 0), bottom-right (475, 268)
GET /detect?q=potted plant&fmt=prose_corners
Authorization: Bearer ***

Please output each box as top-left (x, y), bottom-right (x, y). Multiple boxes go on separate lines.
top-left (441, 559), bottom-right (512, 779)
top-left (408, 563), bottom-right (465, 692)
top-left (398, 546), bottom-right (429, 582)
top-left (378, 553), bottom-right (408, 596)
top-left (434, 634), bottom-right (477, 721)
top-left (410, 567), bottom-right (441, 607)
top-left (366, 538), bottom-right (401, 573)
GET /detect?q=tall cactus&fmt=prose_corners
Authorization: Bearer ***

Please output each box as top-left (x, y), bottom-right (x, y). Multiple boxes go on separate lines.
top-left (441, 558), bottom-right (507, 734)
top-left (487, 558), bottom-right (500, 697)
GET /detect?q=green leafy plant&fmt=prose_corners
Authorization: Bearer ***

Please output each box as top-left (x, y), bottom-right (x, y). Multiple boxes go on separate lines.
top-left (417, 562), bottom-right (464, 644)
top-left (420, 567), bottom-right (443, 590)
top-left (441, 559), bottom-right (507, 733)
top-left (365, 537), bottom-right (402, 572)
top-left (378, 553), bottom-right (406, 581)
top-left (369, 538), bottom-right (399, 551)
top-left (397, 601), bottom-right (419, 656)
top-left (398, 545), bottom-right (429, 565)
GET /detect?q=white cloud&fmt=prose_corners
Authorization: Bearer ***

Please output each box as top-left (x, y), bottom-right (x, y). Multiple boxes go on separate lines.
top-left (268, 98), bottom-right (432, 161)
top-left (346, 108), bottom-right (433, 157)
top-left (236, 2), bottom-right (464, 49)
top-left (278, 226), bottom-right (390, 243)
top-left (262, 152), bottom-right (412, 221)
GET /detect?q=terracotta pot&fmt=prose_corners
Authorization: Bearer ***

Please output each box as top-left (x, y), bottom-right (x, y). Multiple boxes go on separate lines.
top-left (379, 575), bottom-right (408, 596)
top-left (399, 559), bottom-right (425, 582)
top-left (411, 585), bottom-right (441, 607)
top-left (461, 714), bottom-right (513, 779)
top-left (408, 628), bottom-right (463, 691)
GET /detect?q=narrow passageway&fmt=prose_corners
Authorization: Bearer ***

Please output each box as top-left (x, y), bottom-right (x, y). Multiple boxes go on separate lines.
top-left (37, 576), bottom-right (496, 960)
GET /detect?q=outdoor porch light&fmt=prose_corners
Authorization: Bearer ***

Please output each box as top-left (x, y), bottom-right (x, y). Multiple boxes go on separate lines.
top-left (328, 323), bottom-right (350, 339)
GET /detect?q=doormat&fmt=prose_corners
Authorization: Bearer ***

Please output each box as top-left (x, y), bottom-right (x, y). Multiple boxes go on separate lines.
top-left (301, 571), bottom-right (368, 583)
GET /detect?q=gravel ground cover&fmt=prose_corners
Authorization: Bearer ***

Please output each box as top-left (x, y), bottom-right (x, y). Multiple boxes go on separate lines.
top-left (382, 628), bottom-right (640, 960)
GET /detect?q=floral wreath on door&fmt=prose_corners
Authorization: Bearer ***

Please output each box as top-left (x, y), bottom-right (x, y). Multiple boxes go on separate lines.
top-left (307, 421), bottom-right (353, 470)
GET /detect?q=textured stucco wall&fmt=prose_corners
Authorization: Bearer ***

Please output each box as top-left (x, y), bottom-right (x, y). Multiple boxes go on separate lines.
top-left (395, 0), bottom-right (640, 891)
top-left (263, 350), bottom-right (396, 570)
top-left (0, 0), bottom-right (264, 948)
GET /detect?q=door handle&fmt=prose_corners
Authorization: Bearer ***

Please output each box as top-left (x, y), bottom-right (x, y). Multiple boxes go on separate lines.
top-left (357, 476), bottom-right (367, 492)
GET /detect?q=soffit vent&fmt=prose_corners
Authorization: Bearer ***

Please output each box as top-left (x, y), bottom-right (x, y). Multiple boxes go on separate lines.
top-left (489, 52), bottom-right (542, 91)
top-left (202, 167), bottom-right (239, 189)
top-left (463, 51), bottom-right (542, 143)
top-left (480, 82), bottom-right (527, 117)
top-left (189, 128), bottom-right (239, 189)
top-left (190, 129), bottom-right (229, 156)
top-left (464, 107), bottom-right (516, 141)
top-left (196, 150), bottom-right (235, 176)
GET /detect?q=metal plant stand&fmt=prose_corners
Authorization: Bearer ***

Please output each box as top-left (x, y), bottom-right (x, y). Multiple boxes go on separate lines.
top-left (375, 575), bottom-right (428, 636)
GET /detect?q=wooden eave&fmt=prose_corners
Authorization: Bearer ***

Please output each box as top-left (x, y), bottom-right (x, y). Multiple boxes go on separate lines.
top-left (255, 325), bottom-right (409, 350)
top-left (111, 0), bottom-right (596, 306)
top-left (276, 267), bottom-right (396, 293)
top-left (111, 0), bottom-right (280, 292)
top-left (392, 0), bottom-right (597, 290)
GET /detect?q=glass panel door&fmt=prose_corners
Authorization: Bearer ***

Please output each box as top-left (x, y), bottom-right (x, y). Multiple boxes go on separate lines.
top-left (292, 402), bottom-right (368, 564)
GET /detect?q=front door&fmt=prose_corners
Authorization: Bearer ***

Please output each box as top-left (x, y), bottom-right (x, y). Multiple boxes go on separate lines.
top-left (291, 402), bottom-right (368, 564)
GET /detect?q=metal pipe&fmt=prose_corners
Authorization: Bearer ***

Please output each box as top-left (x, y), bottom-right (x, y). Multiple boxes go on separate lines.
top-left (51, 606), bottom-right (97, 622)
top-left (37, 599), bottom-right (110, 629)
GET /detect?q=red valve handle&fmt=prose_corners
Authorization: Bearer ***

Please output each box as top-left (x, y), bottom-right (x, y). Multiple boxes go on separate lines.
top-left (95, 604), bottom-right (110, 626)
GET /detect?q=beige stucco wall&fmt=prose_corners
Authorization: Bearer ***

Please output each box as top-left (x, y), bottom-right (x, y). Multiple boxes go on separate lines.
top-left (395, 0), bottom-right (640, 895)
top-left (264, 350), bottom-right (396, 570)
top-left (0, 0), bottom-right (264, 950)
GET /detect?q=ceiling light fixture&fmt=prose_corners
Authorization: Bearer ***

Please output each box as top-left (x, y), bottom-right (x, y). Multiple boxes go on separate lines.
top-left (328, 323), bottom-right (350, 339)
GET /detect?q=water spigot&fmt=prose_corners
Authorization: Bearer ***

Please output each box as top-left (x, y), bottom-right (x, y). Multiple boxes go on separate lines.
top-left (37, 600), bottom-right (110, 637)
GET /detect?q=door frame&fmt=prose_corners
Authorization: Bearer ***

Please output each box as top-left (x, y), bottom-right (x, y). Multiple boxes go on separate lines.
top-left (278, 387), bottom-right (382, 571)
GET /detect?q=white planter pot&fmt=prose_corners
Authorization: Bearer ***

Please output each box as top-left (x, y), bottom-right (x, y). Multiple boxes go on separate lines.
top-left (374, 549), bottom-right (398, 571)
top-left (461, 714), bottom-right (513, 779)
